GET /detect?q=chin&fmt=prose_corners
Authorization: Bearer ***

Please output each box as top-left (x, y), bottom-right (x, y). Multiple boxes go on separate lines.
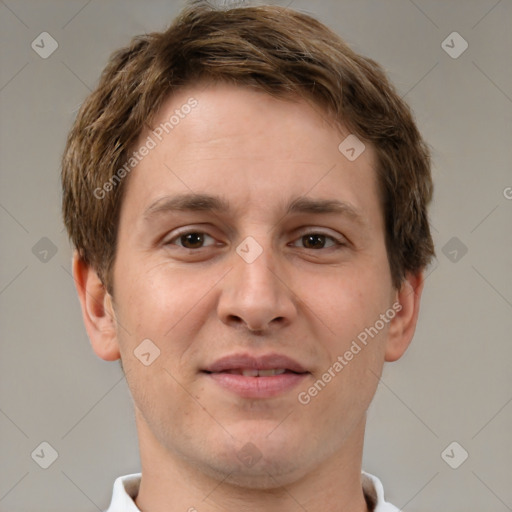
top-left (196, 431), bottom-right (311, 489)
top-left (210, 455), bottom-right (308, 490)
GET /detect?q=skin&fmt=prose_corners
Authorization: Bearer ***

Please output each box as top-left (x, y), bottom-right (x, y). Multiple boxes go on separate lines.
top-left (73, 82), bottom-right (424, 512)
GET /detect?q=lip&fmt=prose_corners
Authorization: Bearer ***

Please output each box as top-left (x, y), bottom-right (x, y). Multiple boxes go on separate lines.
top-left (203, 353), bottom-right (308, 373)
top-left (202, 353), bottom-right (310, 399)
top-left (205, 372), bottom-right (308, 398)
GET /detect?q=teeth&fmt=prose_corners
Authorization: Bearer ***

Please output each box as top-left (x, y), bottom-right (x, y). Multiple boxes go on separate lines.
top-left (241, 369), bottom-right (260, 377)
top-left (258, 369), bottom-right (286, 377)
top-left (225, 369), bottom-right (287, 377)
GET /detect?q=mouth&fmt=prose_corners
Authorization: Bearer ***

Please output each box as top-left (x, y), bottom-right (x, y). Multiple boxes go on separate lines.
top-left (205, 368), bottom-right (299, 377)
top-left (202, 353), bottom-right (310, 398)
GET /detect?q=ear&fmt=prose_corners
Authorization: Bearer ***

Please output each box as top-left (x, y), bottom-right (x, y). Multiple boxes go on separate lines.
top-left (384, 271), bottom-right (425, 362)
top-left (72, 251), bottom-right (121, 361)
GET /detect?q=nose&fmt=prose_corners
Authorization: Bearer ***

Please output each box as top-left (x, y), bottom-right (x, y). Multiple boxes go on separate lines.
top-left (217, 237), bottom-right (298, 334)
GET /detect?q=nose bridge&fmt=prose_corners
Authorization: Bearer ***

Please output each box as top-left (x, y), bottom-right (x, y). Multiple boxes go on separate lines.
top-left (234, 233), bottom-right (281, 299)
top-left (238, 235), bottom-right (278, 288)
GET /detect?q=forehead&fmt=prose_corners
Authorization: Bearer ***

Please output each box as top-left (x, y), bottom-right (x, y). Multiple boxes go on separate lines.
top-left (119, 82), bottom-right (381, 229)
top-left (150, 82), bottom-right (344, 158)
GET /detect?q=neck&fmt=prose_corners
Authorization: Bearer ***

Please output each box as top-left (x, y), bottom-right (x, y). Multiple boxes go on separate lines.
top-left (134, 410), bottom-right (370, 512)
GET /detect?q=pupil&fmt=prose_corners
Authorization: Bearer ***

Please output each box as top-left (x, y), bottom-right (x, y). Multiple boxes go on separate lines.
top-left (182, 233), bottom-right (203, 248)
top-left (304, 234), bottom-right (324, 249)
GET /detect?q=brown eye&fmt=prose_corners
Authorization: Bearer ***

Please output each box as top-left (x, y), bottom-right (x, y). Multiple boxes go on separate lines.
top-left (167, 231), bottom-right (216, 249)
top-left (302, 234), bottom-right (328, 249)
top-left (180, 233), bottom-right (205, 249)
top-left (292, 232), bottom-right (341, 249)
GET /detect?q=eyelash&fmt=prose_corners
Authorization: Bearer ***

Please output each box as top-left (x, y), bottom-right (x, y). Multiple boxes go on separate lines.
top-left (164, 229), bottom-right (346, 250)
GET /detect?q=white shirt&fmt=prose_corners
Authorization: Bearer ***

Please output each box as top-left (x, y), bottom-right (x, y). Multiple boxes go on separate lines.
top-left (104, 471), bottom-right (400, 511)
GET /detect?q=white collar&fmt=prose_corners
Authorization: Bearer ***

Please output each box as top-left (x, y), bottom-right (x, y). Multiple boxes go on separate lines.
top-left (105, 471), bottom-right (400, 511)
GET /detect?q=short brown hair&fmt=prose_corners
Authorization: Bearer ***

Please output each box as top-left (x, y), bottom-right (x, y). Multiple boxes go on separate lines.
top-left (61, 1), bottom-right (434, 294)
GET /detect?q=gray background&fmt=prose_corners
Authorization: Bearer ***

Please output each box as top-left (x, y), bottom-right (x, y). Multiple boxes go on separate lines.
top-left (1, 0), bottom-right (511, 510)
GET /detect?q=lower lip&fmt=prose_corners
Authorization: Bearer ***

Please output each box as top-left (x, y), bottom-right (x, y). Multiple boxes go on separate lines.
top-left (204, 371), bottom-right (309, 398)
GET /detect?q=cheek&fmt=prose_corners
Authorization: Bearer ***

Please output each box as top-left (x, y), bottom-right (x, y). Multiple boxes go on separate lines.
top-left (115, 261), bottom-right (194, 332)
top-left (304, 270), bottom-right (392, 403)
top-left (113, 261), bottom-right (218, 375)
top-left (308, 269), bottom-right (391, 337)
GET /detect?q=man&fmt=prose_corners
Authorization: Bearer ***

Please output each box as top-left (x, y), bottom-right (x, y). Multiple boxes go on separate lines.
top-left (61, 1), bottom-right (434, 511)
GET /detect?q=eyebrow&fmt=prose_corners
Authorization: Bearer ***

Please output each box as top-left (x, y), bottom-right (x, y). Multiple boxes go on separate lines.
top-left (143, 193), bottom-right (230, 219)
top-left (143, 193), bottom-right (365, 225)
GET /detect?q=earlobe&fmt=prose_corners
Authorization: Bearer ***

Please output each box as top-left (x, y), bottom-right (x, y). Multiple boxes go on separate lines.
top-left (72, 251), bottom-right (121, 362)
top-left (384, 272), bottom-right (425, 362)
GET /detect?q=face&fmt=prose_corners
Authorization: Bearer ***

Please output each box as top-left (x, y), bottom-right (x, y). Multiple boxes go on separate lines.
top-left (106, 82), bottom-right (401, 486)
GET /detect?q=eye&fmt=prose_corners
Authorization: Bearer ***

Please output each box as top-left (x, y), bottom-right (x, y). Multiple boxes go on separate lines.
top-left (164, 230), bottom-right (345, 251)
top-left (166, 231), bottom-right (217, 249)
top-left (291, 232), bottom-right (344, 250)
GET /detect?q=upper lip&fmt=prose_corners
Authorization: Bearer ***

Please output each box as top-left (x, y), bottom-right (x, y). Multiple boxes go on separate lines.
top-left (203, 353), bottom-right (308, 373)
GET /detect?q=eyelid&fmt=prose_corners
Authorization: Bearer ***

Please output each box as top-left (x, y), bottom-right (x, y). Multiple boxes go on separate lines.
top-left (164, 226), bottom-right (348, 250)
top-left (292, 229), bottom-right (347, 247)
top-left (164, 228), bottom-right (218, 247)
